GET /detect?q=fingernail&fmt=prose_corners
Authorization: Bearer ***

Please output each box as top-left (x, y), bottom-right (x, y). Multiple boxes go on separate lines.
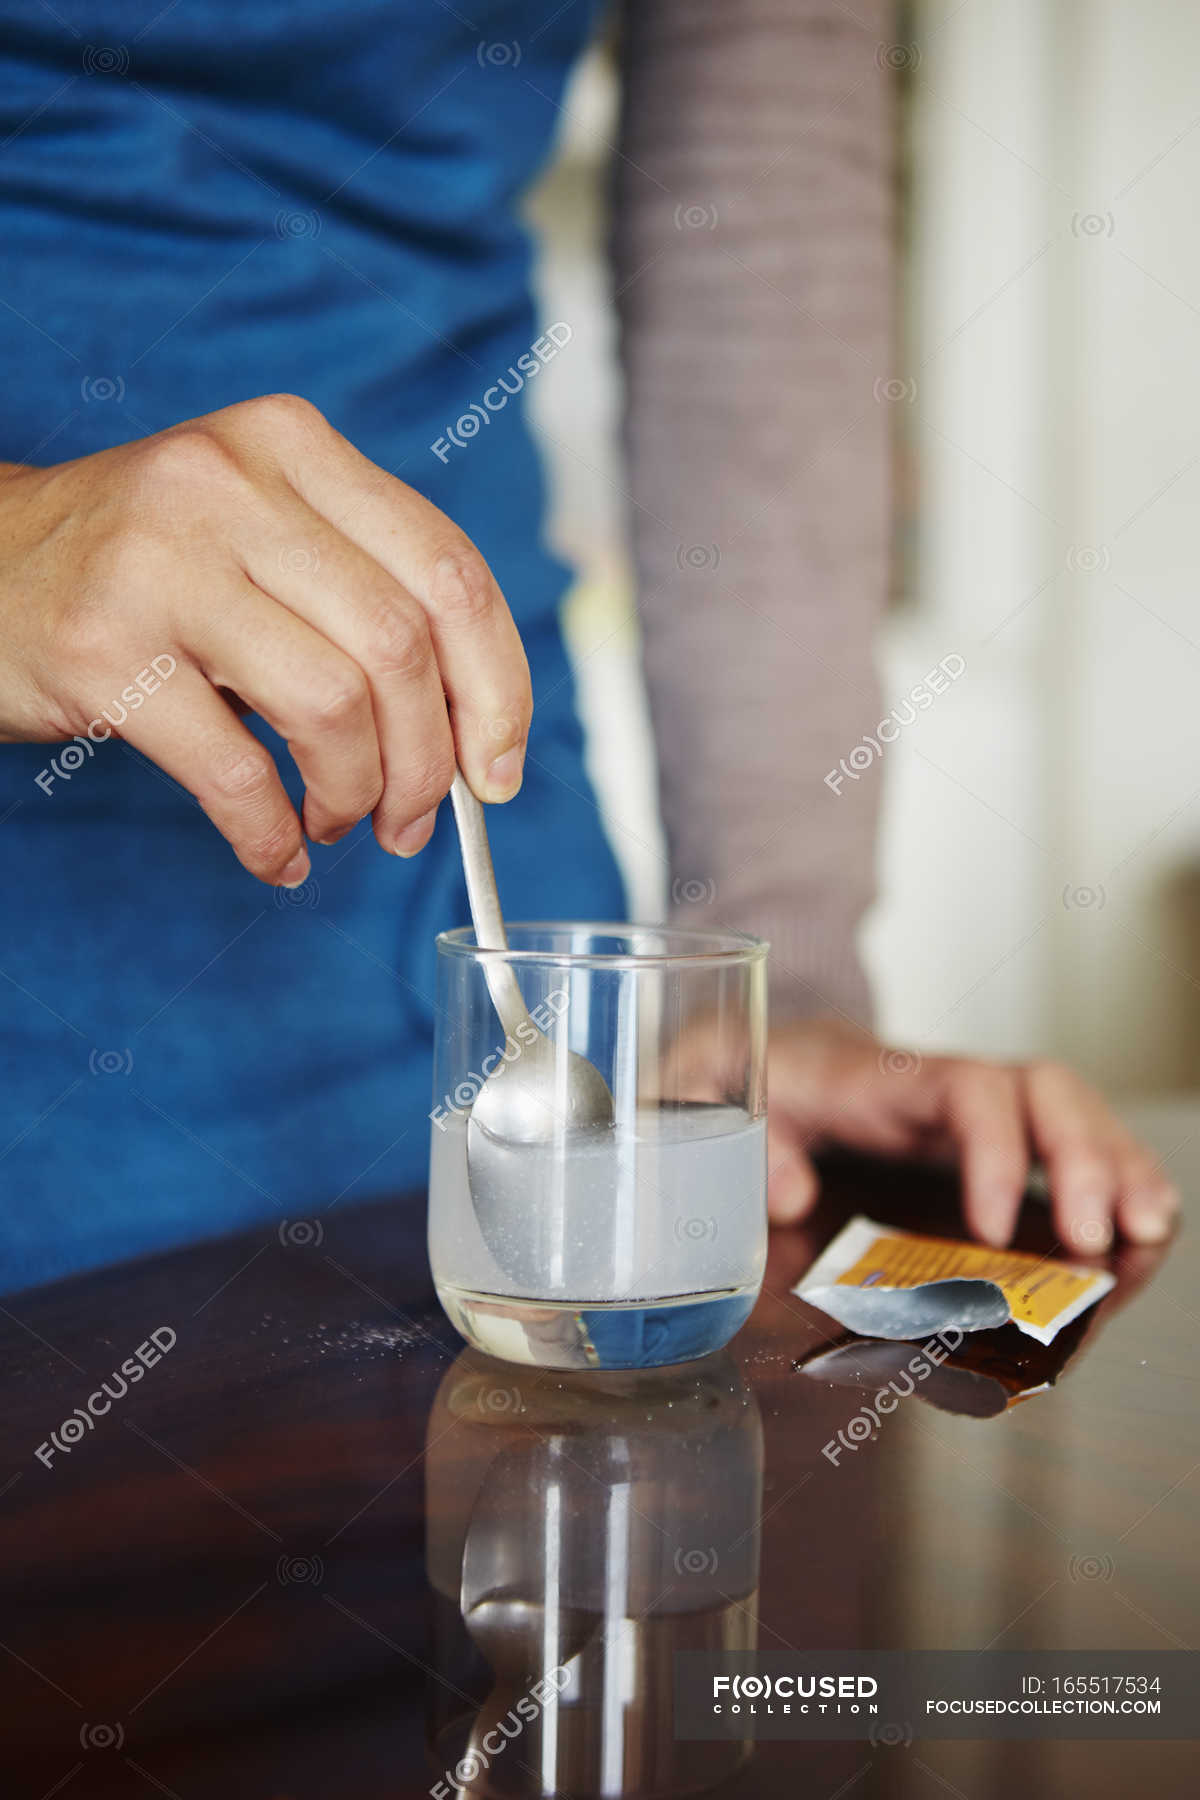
top-left (484, 745), bottom-right (524, 800)
top-left (279, 850), bottom-right (311, 888)
top-left (392, 809), bottom-right (438, 857)
top-left (1123, 1201), bottom-right (1172, 1245)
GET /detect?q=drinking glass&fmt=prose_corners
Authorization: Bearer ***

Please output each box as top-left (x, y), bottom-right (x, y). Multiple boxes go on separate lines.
top-left (425, 1347), bottom-right (764, 1794)
top-left (428, 923), bottom-right (768, 1370)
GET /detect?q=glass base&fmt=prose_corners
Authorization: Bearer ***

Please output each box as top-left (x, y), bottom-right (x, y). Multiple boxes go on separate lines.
top-left (435, 1282), bottom-right (759, 1371)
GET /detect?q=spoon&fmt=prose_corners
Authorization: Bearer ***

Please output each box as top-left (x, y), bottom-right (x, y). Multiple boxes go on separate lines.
top-left (449, 770), bottom-right (615, 1151)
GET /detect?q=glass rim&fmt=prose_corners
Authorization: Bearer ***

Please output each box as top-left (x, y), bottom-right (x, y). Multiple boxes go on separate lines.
top-left (435, 920), bottom-right (769, 970)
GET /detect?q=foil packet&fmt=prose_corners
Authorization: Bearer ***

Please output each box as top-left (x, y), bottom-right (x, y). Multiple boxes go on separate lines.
top-left (793, 1214), bottom-right (1115, 1346)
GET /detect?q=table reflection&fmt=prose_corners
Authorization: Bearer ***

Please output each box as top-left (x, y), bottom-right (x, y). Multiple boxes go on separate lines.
top-left (424, 1348), bottom-right (764, 1798)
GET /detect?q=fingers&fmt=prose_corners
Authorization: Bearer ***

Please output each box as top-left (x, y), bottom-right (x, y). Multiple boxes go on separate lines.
top-left (121, 667), bottom-right (309, 887)
top-left (257, 401), bottom-right (532, 798)
top-left (190, 578), bottom-right (384, 851)
top-left (767, 1125), bottom-right (819, 1225)
top-left (232, 491), bottom-right (454, 854)
top-left (1023, 1061), bottom-right (1123, 1253)
top-left (1113, 1144), bottom-right (1180, 1246)
top-left (939, 1062), bottom-right (1030, 1248)
top-left (22, 400), bottom-right (529, 888)
top-left (1023, 1061), bottom-right (1180, 1251)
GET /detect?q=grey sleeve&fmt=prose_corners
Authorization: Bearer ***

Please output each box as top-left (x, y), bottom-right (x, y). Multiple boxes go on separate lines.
top-left (612, 0), bottom-right (895, 1026)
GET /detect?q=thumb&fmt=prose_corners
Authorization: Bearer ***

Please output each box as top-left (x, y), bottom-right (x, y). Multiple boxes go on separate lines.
top-left (766, 1127), bottom-right (820, 1225)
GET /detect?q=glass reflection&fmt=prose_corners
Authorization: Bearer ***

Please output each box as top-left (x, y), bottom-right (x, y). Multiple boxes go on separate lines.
top-left (425, 1348), bottom-right (764, 1798)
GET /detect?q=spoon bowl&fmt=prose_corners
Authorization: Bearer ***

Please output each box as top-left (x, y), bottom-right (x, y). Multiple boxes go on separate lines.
top-left (448, 774), bottom-right (615, 1282)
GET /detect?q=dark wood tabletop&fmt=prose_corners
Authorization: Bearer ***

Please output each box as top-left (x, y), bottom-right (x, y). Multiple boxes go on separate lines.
top-left (2, 1102), bottom-right (1197, 1799)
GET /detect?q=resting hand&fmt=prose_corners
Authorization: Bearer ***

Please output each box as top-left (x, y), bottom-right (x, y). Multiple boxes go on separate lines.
top-left (760, 1018), bottom-right (1179, 1250)
top-left (677, 1014), bottom-right (1179, 1251)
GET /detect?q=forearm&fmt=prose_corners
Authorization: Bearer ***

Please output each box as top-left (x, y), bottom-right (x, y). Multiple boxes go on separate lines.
top-left (614, 0), bottom-right (895, 1025)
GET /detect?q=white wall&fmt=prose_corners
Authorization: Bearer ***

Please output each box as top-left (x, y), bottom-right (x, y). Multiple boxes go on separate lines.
top-left (866, 0), bottom-right (1060, 1062)
top-left (532, 8), bottom-right (1200, 1090)
top-left (870, 0), bottom-right (1200, 1090)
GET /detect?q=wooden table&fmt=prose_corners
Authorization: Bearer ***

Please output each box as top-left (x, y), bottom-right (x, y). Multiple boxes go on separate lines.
top-left (1, 1103), bottom-right (1196, 1798)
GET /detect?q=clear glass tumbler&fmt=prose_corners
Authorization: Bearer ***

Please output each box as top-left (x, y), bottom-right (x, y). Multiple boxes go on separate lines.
top-left (428, 923), bottom-right (768, 1371)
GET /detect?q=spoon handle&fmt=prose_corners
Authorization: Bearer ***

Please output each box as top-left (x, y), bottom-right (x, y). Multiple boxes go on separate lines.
top-left (449, 770), bottom-right (530, 1040)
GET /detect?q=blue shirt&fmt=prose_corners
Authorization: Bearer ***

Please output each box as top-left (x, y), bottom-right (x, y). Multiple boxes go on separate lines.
top-left (0, 1), bottom-right (625, 1292)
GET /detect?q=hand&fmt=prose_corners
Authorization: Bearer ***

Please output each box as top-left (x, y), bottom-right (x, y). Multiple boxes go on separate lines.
top-left (670, 1012), bottom-right (1179, 1251)
top-left (0, 395), bottom-right (531, 884)
top-left (760, 1017), bottom-right (1179, 1251)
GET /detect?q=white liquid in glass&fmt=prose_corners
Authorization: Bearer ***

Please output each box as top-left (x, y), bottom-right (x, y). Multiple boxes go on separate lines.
top-left (428, 1105), bottom-right (766, 1369)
